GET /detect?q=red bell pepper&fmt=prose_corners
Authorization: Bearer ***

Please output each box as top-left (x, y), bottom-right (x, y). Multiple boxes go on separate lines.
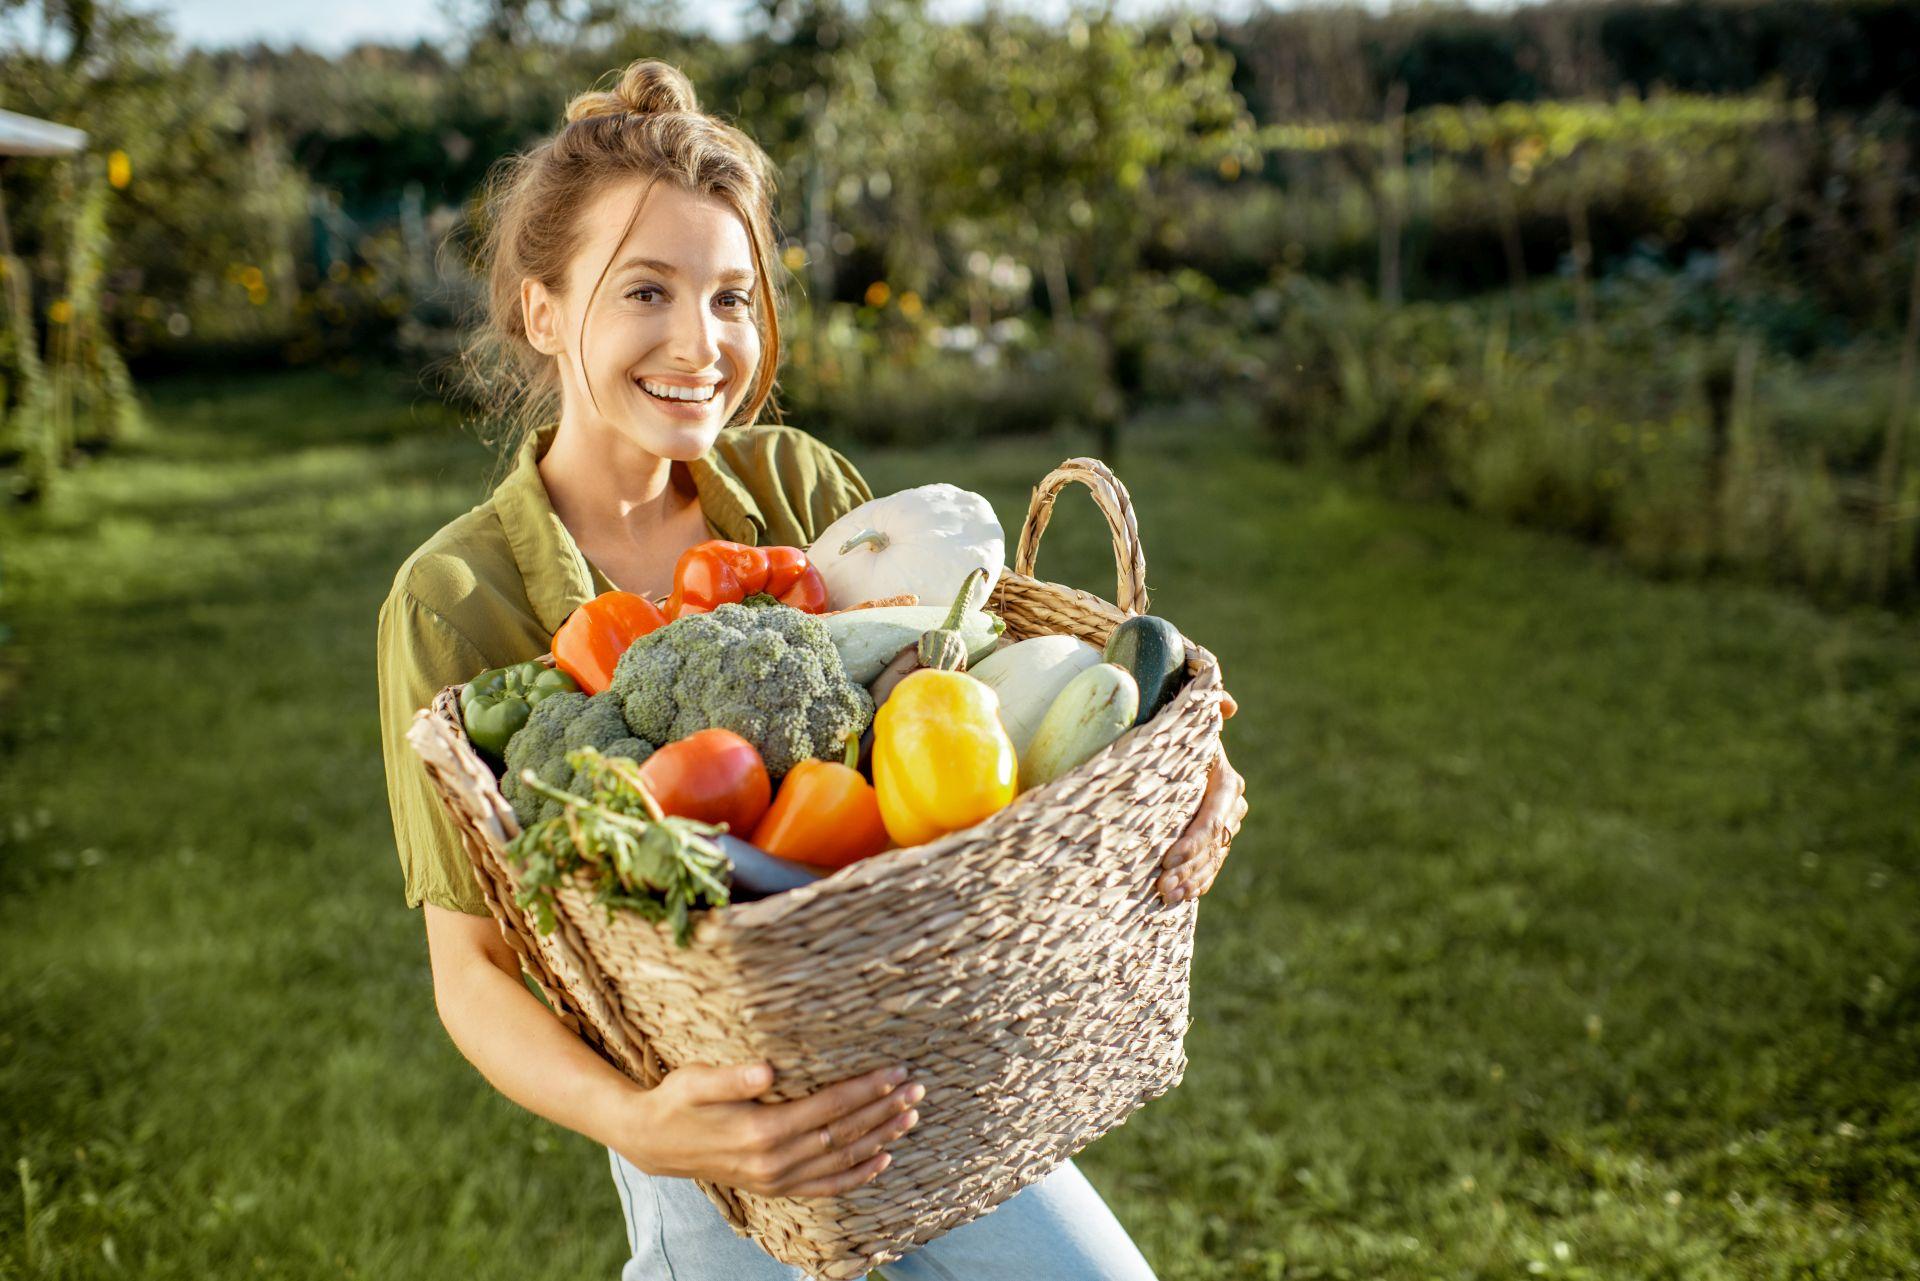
top-left (665, 540), bottom-right (828, 619)
top-left (761, 546), bottom-right (830, 614)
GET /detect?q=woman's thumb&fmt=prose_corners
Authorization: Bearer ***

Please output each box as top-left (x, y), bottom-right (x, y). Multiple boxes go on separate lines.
top-left (678, 1061), bottom-right (774, 1103)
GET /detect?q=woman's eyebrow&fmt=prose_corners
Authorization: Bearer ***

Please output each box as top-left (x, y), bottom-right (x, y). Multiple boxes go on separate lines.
top-left (617, 257), bottom-right (755, 286)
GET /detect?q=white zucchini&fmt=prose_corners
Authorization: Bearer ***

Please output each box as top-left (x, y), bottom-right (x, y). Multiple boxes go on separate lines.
top-left (827, 606), bottom-right (1004, 684)
top-left (1019, 663), bottom-right (1140, 791)
top-left (970, 635), bottom-right (1104, 757)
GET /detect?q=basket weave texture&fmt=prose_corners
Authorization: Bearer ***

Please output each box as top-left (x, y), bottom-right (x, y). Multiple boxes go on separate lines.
top-left (407, 458), bottom-right (1226, 1279)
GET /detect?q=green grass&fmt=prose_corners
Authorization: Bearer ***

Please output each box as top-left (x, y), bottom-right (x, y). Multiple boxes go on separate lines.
top-left (3, 369), bottom-right (1917, 1279)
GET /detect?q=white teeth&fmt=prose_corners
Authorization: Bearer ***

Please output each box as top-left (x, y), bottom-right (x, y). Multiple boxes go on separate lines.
top-left (639, 379), bottom-right (718, 403)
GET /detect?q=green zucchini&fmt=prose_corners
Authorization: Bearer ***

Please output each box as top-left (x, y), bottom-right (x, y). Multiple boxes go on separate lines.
top-left (1019, 663), bottom-right (1140, 791)
top-left (1103, 614), bottom-right (1187, 727)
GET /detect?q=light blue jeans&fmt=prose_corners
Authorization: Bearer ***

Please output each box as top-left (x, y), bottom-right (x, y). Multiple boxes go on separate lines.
top-left (609, 1149), bottom-right (1159, 1280)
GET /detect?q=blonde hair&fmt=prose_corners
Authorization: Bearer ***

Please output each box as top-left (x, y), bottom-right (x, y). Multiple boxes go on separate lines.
top-left (461, 59), bottom-right (785, 467)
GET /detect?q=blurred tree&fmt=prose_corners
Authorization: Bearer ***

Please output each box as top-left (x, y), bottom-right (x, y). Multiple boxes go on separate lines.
top-left (917, 9), bottom-right (1255, 453)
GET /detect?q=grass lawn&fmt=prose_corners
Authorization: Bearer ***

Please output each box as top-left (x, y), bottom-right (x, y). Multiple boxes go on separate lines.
top-left (3, 368), bottom-right (1917, 1279)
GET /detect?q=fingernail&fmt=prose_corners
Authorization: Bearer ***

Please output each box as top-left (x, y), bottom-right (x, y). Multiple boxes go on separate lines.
top-left (904, 1084), bottom-right (926, 1105)
top-left (898, 1109), bottom-right (920, 1130)
top-left (885, 1066), bottom-right (909, 1085)
top-left (876, 1153), bottom-right (893, 1171)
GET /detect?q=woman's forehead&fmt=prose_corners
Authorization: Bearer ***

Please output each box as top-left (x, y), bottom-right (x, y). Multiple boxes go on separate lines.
top-left (576, 180), bottom-right (755, 283)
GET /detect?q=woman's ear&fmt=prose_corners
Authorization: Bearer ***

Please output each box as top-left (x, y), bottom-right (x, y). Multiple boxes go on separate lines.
top-left (522, 278), bottom-right (565, 357)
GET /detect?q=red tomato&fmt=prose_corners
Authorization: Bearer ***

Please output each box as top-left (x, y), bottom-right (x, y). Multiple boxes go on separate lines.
top-left (636, 729), bottom-right (772, 834)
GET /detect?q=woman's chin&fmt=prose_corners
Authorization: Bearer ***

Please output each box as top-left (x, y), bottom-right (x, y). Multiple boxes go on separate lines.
top-left (615, 405), bottom-right (726, 460)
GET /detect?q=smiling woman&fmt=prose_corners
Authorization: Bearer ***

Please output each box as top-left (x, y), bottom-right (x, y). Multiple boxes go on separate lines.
top-left (524, 181), bottom-right (772, 597)
top-left (373, 57), bottom-right (1176, 1280)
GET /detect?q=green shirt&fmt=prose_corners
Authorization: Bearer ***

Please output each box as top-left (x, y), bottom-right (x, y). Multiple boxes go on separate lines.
top-left (376, 422), bottom-right (873, 916)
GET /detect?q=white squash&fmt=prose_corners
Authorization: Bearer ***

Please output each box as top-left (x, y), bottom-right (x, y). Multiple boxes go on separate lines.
top-left (968, 634), bottom-right (1104, 757)
top-left (808, 484), bottom-right (1004, 610)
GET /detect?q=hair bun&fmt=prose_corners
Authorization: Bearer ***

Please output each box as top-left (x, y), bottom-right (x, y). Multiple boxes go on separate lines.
top-left (565, 59), bottom-right (698, 125)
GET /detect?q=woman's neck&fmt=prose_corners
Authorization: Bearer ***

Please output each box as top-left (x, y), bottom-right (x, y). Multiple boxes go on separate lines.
top-left (537, 413), bottom-right (704, 591)
top-left (543, 412), bottom-right (684, 521)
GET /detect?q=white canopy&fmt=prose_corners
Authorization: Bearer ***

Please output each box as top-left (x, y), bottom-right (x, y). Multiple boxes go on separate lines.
top-left (0, 107), bottom-right (87, 157)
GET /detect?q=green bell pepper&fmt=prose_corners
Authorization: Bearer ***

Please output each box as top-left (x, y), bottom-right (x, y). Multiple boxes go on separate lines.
top-left (460, 661), bottom-right (578, 760)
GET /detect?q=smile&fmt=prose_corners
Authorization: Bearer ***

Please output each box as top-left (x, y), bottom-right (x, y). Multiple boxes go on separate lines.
top-left (637, 378), bottom-right (721, 404)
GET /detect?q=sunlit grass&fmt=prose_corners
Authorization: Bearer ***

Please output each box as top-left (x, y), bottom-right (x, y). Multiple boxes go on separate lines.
top-left (2, 370), bottom-right (1916, 1279)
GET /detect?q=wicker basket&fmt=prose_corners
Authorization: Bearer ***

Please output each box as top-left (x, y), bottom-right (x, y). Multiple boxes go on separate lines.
top-left (407, 457), bottom-right (1227, 1278)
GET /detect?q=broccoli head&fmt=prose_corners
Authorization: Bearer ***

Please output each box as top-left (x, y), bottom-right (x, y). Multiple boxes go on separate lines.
top-left (610, 602), bottom-right (873, 781)
top-left (501, 690), bottom-right (654, 824)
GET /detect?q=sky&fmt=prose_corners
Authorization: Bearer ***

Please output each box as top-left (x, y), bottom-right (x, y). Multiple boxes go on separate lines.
top-left (145, 0), bottom-right (1280, 52)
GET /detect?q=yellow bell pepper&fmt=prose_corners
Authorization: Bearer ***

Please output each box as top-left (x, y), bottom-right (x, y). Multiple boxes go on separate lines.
top-left (872, 668), bottom-right (1017, 846)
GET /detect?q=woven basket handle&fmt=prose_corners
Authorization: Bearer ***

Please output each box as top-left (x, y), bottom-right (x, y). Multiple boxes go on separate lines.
top-left (1014, 457), bottom-right (1149, 615)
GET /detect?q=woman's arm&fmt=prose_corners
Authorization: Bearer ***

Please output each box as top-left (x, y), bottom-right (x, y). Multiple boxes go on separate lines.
top-left (424, 905), bottom-right (925, 1197)
top-left (424, 906), bottom-right (641, 1148)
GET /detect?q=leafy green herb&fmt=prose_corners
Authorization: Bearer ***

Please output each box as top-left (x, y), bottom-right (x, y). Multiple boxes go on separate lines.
top-left (503, 747), bottom-right (732, 946)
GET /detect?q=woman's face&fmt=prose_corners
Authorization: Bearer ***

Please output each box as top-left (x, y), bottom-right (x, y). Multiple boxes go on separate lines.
top-left (527, 178), bottom-right (763, 461)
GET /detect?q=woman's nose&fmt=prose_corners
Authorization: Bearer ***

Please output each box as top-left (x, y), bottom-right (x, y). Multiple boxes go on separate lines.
top-left (668, 298), bottom-right (722, 368)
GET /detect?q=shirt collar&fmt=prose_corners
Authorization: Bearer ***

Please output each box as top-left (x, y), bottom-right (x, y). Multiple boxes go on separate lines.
top-left (494, 424), bottom-right (767, 635)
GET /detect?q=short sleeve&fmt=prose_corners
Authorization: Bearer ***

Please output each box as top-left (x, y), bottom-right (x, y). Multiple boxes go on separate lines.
top-left (376, 589), bottom-right (492, 917)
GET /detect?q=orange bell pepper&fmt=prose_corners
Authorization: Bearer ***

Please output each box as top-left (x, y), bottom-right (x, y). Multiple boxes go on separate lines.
top-left (749, 735), bottom-right (891, 868)
top-left (665, 540), bottom-right (829, 619)
top-left (551, 591), bottom-right (668, 694)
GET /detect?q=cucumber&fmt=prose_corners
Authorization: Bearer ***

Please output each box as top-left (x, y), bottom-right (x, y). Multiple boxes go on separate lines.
top-left (1019, 663), bottom-right (1140, 791)
top-left (826, 605), bottom-right (1004, 684)
top-left (1103, 614), bottom-right (1187, 727)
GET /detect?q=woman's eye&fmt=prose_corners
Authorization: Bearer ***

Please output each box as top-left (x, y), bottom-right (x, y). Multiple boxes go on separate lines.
top-left (718, 292), bottom-right (753, 311)
top-left (626, 286), bottom-right (661, 303)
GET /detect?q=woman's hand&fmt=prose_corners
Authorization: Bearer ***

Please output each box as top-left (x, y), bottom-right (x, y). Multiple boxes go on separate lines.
top-left (614, 1061), bottom-right (924, 1199)
top-left (1158, 690), bottom-right (1247, 905)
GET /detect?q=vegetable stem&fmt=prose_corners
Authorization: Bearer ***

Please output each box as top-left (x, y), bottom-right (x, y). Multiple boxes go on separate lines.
top-left (506, 748), bottom-right (734, 945)
top-left (838, 528), bottom-right (891, 556)
top-left (918, 567), bottom-right (990, 671)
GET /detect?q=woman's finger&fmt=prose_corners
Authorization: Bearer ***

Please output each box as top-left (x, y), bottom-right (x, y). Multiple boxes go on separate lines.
top-left (673, 1061), bottom-right (775, 1106)
top-left (755, 1066), bottom-right (911, 1145)
top-left (773, 1082), bottom-right (922, 1169)
top-left (774, 1107), bottom-right (919, 1193)
top-left (1158, 762), bottom-right (1245, 902)
top-left (1163, 750), bottom-right (1239, 871)
top-left (785, 1152), bottom-right (893, 1200)
top-left (1182, 863), bottom-right (1223, 898)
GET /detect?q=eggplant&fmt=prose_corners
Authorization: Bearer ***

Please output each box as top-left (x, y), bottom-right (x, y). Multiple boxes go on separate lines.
top-left (716, 835), bottom-right (824, 902)
top-left (868, 643), bottom-right (923, 710)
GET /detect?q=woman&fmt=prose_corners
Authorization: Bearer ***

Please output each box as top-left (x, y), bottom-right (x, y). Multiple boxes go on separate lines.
top-left (375, 58), bottom-right (1248, 1279)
